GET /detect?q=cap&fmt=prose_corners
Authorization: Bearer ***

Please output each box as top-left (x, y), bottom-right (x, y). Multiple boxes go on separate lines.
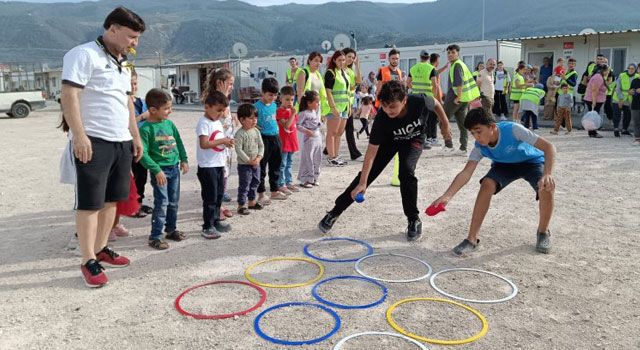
top-left (419, 49), bottom-right (429, 58)
top-left (534, 83), bottom-right (544, 89)
top-left (526, 64), bottom-right (533, 69)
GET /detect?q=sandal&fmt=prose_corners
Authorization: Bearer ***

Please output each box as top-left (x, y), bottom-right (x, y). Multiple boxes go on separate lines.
top-left (148, 239), bottom-right (169, 250)
top-left (238, 207), bottom-right (250, 215)
top-left (248, 203), bottom-right (264, 210)
top-left (130, 209), bottom-right (147, 218)
top-left (222, 208), bottom-right (234, 218)
top-left (165, 230), bottom-right (187, 242)
top-left (300, 182), bottom-right (314, 188)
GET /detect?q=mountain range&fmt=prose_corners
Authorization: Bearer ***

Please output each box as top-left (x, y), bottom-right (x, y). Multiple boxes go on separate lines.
top-left (0, 0), bottom-right (636, 66)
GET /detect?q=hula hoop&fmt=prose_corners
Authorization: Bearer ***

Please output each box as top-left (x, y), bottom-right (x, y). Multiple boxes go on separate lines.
top-left (386, 297), bottom-right (488, 345)
top-left (333, 331), bottom-right (429, 350)
top-left (355, 253), bottom-right (433, 283)
top-left (254, 302), bottom-right (341, 346)
top-left (312, 275), bottom-right (387, 309)
top-left (244, 257), bottom-right (325, 288)
top-left (303, 237), bottom-right (374, 263)
top-left (429, 268), bottom-right (518, 304)
top-left (174, 280), bottom-right (267, 320)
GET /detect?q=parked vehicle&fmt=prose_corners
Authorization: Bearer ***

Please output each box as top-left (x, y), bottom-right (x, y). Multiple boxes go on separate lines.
top-left (0, 90), bottom-right (47, 118)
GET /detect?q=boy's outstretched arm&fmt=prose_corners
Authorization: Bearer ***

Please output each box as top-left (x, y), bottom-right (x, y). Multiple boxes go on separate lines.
top-left (534, 137), bottom-right (556, 191)
top-left (431, 160), bottom-right (479, 206)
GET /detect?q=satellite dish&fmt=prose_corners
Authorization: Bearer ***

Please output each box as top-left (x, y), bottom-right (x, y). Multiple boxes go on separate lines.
top-left (327, 50), bottom-right (335, 56)
top-left (578, 28), bottom-right (597, 35)
top-left (321, 40), bottom-right (331, 51)
top-left (232, 42), bottom-right (248, 58)
top-left (333, 33), bottom-right (351, 50)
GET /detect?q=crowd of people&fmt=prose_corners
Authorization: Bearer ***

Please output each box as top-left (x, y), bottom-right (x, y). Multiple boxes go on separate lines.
top-left (59, 6), bottom-right (637, 288)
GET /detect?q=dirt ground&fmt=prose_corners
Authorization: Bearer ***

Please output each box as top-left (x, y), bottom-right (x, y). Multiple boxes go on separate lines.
top-left (0, 105), bottom-right (638, 349)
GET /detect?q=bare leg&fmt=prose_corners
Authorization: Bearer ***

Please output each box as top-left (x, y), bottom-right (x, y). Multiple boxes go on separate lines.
top-left (94, 202), bottom-right (117, 253)
top-left (326, 118), bottom-right (340, 159)
top-left (113, 214), bottom-right (119, 229)
top-left (511, 103), bottom-right (520, 121)
top-left (77, 209), bottom-right (99, 263)
top-left (334, 119), bottom-right (347, 157)
top-left (467, 178), bottom-right (496, 243)
top-left (537, 188), bottom-right (554, 233)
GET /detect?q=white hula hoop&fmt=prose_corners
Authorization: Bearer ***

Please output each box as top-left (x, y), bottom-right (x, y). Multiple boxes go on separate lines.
top-left (355, 253), bottom-right (432, 283)
top-left (333, 331), bottom-right (429, 350)
top-left (429, 268), bottom-right (518, 304)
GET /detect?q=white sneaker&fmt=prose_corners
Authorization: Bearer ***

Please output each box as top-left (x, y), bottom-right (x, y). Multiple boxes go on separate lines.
top-left (440, 146), bottom-right (457, 156)
top-left (430, 138), bottom-right (442, 147)
top-left (456, 149), bottom-right (468, 156)
top-left (633, 140), bottom-right (640, 146)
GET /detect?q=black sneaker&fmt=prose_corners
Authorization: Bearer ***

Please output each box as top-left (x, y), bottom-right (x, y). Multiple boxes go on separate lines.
top-left (536, 230), bottom-right (551, 254)
top-left (614, 129), bottom-right (621, 137)
top-left (214, 221), bottom-right (231, 233)
top-left (453, 238), bottom-right (479, 256)
top-left (141, 205), bottom-right (153, 214)
top-left (621, 129), bottom-right (632, 136)
top-left (406, 218), bottom-right (422, 241)
top-left (318, 212), bottom-right (339, 233)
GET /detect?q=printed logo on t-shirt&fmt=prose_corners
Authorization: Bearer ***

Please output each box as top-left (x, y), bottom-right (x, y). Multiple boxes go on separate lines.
top-left (155, 130), bottom-right (177, 156)
top-left (392, 119), bottom-right (422, 141)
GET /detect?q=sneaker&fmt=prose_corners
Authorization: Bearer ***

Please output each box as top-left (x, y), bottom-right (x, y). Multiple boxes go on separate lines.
top-left (238, 207), bottom-right (250, 215)
top-left (287, 184), bottom-right (300, 192)
top-left (248, 202), bottom-right (264, 210)
top-left (550, 130), bottom-right (558, 135)
top-left (327, 158), bottom-right (341, 167)
top-left (564, 131), bottom-right (572, 135)
top-left (621, 129), bottom-right (632, 136)
top-left (148, 239), bottom-right (169, 250)
top-left (300, 182), bottom-right (314, 188)
top-left (108, 229), bottom-right (118, 241)
top-left (406, 218), bottom-right (422, 241)
top-left (214, 221), bottom-right (231, 233)
top-left (430, 139), bottom-right (442, 147)
top-left (536, 230), bottom-right (551, 254)
top-left (165, 230), bottom-right (187, 241)
top-left (452, 239), bottom-right (479, 256)
top-left (279, 186), bottom-right (293, 195)
top-left (614, 129), bottom-right (620, 137)
top-left (312, 181), bottom-right (320, 186)
top-left (456, 149), bottom-right (468, 156)
top-left (589, 132), bottom-right (603, 138)
top-left (66, 232), bottom-right (79, 251)
top-left (351, 155), bottom-right (363, 162)
top-left (81, 259), bottom-right (108, 288)
top-left (222, 193), bottom-right (232, 202)
top-left (499, 116), bottom-right (507, 121)
top-left (96, 246), bottom-right (130, 267)
top-left (318, 212), bottom-right (339, 234)
top-left (271, 191), bottom-right (288, 200)
top-left (633, 140), bottom-right (640, 146)
top-left (422, 142), bottom-right (432, 150)
top-left (440, 146), bottom-right (456, 156)
top-left (112, 224), bottom-right (129, 237)
top-left (201, 228), bottom-right (221, 240)
top-left (336, 156), bottom-right (348, 166)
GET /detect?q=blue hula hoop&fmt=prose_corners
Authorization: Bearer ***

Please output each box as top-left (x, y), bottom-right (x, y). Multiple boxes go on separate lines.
top-left (312, 275), bottom-right (387, 309)
top-left (303, 237), bottom-right (374, 263)
top-left (253, 302), bottom-right (341, 346)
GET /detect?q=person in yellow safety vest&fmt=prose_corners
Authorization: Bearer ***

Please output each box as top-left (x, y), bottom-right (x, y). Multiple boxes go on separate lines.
top-left (286, 57), bottom-right (299, 87)
top-left (322, 50), bottom-right (351, 166)
top-left (604, 71), bottom-right (616, 122)
top-left (519, 83), bottom-right (546, 130)
top-left (375, 48), bottom-right (404, 108)
top-left (562, 58), bottom-right (579, 95)
top-left (473, 61), bottom-right (484, 83)
top-left (444, 44), bottom-right (481, 155)
top-left (343, 47), bottom-right (363, 161)
top-left (295, 51), bottom-right (327, 115)
top-left (407, 49), bottom-right (443, 151)
top-left (613, 63), bottom-right (637, 136)
top-left (511, 63), bottom-right (533, 122)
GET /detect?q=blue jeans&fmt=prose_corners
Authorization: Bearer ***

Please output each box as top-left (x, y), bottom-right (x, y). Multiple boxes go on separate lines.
top-left (237, 164), bottom-right (261, 205)
top-left (149, 165), bottom-right (180, 240)
top-left (279, 152), bottom-right (294, 187)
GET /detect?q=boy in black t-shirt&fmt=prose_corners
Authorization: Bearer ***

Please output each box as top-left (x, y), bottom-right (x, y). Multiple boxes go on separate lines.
top-left (318, 80), bottom-right (452, 241)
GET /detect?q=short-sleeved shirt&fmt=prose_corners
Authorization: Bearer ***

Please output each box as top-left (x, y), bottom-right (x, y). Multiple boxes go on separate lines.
top-left (276, 107), bottom-right (299, 153)
top-left (468, 122), bottom-right (543, 164)
top-left (445, 63), bottom-right (464, 104)
top-left (478, 69), bottom-right (495, 97)
top-left (196, 116), bottom-right (226, 168)
top-left (584, 73), bottom-right (607, 103)
top-left (62, 39), bottom-right (132, 142)
top-left (254, 100), bottom-right (279, 136)
top-left (494, 70), bottom-right (510, 91)
top-left (369, 94), bottom-right (435, 145)
top-left (324, 69), bottom-right (350, 90)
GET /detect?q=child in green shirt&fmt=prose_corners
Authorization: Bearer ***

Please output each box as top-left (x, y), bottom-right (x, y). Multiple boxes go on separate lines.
top-left (139, 89), bottom-right (189, 250)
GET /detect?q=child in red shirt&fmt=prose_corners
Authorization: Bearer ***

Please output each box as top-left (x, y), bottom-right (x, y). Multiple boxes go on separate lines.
top-left (276, 86), bottom-right (299, 194)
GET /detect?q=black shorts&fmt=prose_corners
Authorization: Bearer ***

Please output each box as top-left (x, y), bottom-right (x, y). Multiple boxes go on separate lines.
top-left (75, 136), bottom-right (133, 210)
top-left (480, 162), bottom-right (544, 200)
top-left (510, 99), bottom-right (520, 104)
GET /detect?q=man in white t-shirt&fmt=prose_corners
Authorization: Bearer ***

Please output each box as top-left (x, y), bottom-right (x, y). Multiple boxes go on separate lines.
top-left (61, 6), bottom-right (145, 288)
top-left (477, 58), bottom-right (496, 114)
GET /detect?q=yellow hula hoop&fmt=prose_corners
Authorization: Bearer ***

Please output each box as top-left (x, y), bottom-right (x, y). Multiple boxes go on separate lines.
top-left (244, 257), bottom-right (325, 288)
top-left (385, 297), bottom-right (489, 345)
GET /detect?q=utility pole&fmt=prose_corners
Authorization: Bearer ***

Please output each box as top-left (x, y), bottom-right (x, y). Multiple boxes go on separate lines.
top-left (155, 51), bottom-right (163, 88)
top-left (482, 0), bottom-right (486, 41)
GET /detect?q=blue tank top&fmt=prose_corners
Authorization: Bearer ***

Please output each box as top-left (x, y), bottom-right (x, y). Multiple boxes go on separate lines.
top-left (476, 122), bottom-right (544, 164)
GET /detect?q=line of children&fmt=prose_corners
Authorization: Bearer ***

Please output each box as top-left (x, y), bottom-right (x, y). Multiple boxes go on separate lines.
top-left (139, 89), bottom-right (189, 250)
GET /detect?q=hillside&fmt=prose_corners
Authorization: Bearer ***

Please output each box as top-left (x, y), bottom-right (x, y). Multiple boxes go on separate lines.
top-left (0, 0), bottom-right (635, 65)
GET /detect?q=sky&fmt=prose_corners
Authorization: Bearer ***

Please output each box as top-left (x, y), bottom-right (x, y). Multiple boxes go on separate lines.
top-left (4, 0), bottom-right (433, 4)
